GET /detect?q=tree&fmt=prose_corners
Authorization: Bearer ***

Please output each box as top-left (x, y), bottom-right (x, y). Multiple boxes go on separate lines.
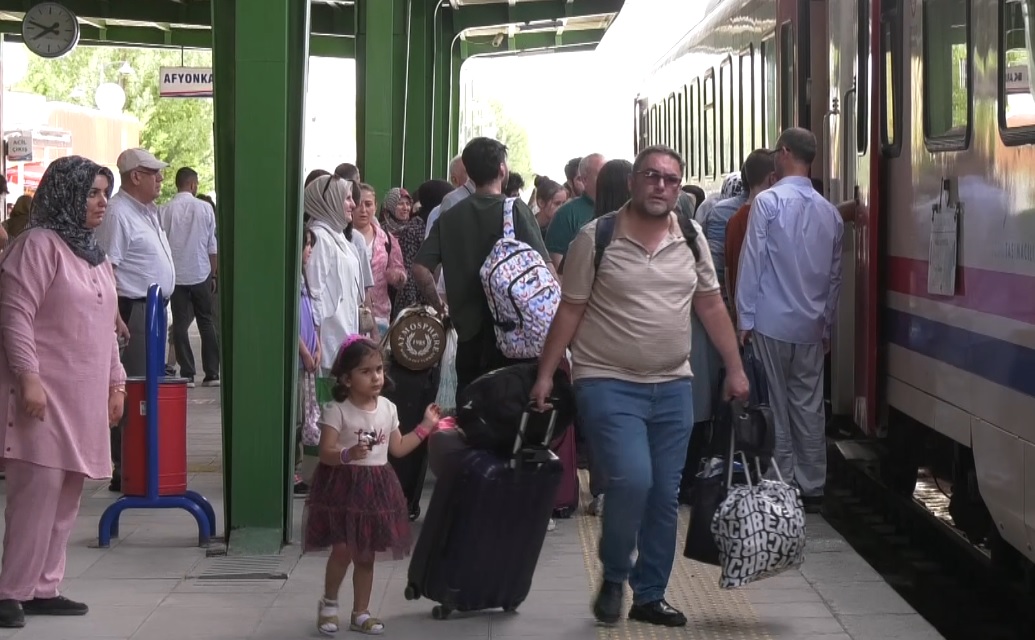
top-left (15, 45), bottom-right (214, 202)
top-left (489, 100), bottom-right (533, 184)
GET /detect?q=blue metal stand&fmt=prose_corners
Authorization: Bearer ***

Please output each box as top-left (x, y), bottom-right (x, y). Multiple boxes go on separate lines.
top-left (98, 284), bottom-right (217, 548)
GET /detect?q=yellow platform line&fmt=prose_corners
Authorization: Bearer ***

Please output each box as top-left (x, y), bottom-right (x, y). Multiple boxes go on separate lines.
top-left (575, 471), bottom-right (771, 640)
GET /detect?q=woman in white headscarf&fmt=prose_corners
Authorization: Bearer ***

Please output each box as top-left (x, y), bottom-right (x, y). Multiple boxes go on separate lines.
top-left (304, 175), bottom-right (365, 401)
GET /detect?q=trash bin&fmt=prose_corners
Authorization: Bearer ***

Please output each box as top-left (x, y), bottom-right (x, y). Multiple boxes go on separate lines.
top-left (122, 376), bottom-right (189, 497)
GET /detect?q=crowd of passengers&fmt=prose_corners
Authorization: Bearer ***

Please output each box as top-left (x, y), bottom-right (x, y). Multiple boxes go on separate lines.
top-left (0, 127), bottom-right (846, 634)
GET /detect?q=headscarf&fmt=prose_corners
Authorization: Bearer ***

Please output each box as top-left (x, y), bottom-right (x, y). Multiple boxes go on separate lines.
top-left (304, 175), bottom-right (352, 233)
top-left (378, 187), bottom-right (411, 235)
top-left (28, 155), bottom-right (113, 267)
top-left (3, 195), bottom-right (33, 240)
top-left (414, 180), bottom-right (452, 222)
top-left (719, 172), bottom-right (745, 200)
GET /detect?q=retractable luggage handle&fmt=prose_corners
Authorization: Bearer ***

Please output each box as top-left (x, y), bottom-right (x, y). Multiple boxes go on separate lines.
top-left (511, 400), bottom-right (559, 469)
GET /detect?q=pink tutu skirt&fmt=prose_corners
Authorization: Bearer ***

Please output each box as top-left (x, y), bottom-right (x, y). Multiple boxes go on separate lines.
top-left (303, 463), bottom-right (412, 562)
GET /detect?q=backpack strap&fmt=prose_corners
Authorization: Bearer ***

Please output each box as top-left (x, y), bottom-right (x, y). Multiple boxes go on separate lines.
top-left (502, 197), bottom-right (517, 240)
top-left (593, 212), bottom-right (619, 272)
top-left (675, 207), bottom-right (702, 262)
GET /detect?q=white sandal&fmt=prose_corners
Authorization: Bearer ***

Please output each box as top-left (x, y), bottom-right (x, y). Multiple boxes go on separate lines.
top-left (317, 598), bottom-right (339, 636)
top-left (350, 611), bottom-right (385, 635)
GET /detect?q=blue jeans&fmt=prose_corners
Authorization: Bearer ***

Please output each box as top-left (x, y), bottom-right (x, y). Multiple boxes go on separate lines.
top-left (575, 377), bottom-right (694, 605)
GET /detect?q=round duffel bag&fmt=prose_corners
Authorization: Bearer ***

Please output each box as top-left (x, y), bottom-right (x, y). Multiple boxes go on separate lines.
top-left (383, 306), bottom-right (446, 371)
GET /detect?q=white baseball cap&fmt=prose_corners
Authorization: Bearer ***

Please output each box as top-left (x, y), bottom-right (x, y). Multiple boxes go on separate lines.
top-left (116, 148), bottom-right (169, 173)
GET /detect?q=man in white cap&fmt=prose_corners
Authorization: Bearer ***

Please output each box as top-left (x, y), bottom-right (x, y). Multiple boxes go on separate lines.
top-left (95, 147), bottom-right (176, 493)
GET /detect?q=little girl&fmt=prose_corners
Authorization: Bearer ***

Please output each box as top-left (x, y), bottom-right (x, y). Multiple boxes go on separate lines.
top-left (304, 335), bottom-right (441, 636)
top-left (295, 228), bottom-right (321, 494)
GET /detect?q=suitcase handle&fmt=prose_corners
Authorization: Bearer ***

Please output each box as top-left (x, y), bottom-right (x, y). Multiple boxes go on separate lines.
top-left (511, 400), bottom-right (559, 469)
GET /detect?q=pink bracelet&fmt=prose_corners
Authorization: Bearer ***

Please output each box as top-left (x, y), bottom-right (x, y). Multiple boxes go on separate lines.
top-left (414, 424), bottom-right (432, 441)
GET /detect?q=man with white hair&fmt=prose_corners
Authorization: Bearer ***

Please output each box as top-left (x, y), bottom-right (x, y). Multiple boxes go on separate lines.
top-left (95, 147), bottom-right (177, 493)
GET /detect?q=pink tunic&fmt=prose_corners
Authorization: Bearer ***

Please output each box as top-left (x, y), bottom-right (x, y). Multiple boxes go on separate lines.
top-left (363, 223), bottom-right (405, 322)
top-left (0, 229), bottom-right (126, 479)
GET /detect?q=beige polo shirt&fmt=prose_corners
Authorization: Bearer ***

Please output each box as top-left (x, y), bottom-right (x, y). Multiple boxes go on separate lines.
top-left (563, 208), bottom-right (720, 383)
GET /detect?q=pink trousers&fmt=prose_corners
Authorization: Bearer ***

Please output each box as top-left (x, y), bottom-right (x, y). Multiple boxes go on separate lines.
top-left (0, 459), bottom-right (84, 601)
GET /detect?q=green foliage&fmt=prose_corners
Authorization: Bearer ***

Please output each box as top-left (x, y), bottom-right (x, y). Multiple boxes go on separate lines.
top-left (489, 100), bottom-right (533, 184)
top-left (15, 45), bottom-right (214, 202)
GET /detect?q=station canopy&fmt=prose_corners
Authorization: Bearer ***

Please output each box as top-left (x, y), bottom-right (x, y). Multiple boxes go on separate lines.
top-left (0, 0), bottom-right (623, 59)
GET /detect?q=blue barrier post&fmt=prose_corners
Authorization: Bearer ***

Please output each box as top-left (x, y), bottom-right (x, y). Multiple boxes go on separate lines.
top-left (98, 284), bottom-right (217, 548)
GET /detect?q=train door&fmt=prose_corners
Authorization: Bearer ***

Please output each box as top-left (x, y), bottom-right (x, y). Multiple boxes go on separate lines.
top-left (825, 1), bottom-right (865, 423)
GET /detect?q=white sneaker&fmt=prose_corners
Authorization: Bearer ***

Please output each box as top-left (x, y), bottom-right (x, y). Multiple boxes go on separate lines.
top-left (547, 518), bottom-right (556, 532)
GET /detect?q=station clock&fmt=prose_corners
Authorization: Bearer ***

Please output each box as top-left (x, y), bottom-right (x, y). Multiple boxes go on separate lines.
top-left (21, 2), bottom-right (80, 59)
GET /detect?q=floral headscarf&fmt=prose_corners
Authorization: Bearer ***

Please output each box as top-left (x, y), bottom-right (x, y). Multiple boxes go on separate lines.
top-left (378, 187), bottom-right (412, 235)
top-left (28, 155), bottom-right (113, 267)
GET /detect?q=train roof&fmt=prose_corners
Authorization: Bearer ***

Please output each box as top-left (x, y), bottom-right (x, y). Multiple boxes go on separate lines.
top-left (642, 0), bottom-right (761, 96)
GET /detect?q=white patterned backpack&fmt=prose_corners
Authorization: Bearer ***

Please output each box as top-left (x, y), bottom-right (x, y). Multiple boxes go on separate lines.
top-left (479, 197), bottom-right (561, 359)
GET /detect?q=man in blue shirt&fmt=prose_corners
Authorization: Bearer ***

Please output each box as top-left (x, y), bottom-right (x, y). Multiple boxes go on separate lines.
top-left (735, 127), bottom-right (844, 512)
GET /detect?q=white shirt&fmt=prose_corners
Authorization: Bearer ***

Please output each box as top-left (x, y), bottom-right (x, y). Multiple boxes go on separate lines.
top-left (95, 191), bottom-right (176, 299)
top-left (319, 397), bottom-right (399, 467)
top-left (159, 192), bottom-right (218, 286)
top-left (350, 232), bottom-right (375, 290)
top-left (306, 221), bottom-right (364, 371)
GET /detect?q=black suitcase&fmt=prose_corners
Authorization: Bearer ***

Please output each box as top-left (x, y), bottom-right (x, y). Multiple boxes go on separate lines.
top-left (404, 406), bottom-right (562, 619)
top-left (385, 359), bottom-right (440, 520)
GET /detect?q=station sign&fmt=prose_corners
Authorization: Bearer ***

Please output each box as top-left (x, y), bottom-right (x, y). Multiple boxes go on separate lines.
top-left (159, 67), bottom-right (214, 98)
top-left (6, 132), bottom-right (32, 162)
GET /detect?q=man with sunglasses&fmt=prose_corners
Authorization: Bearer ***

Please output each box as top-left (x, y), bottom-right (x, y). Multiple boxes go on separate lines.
top-left (95, 147), bottom-right (176, 493)
top-left (532, 145), bottom-right (749, 628)
top-left (735, 128), bottom-right (844, 514)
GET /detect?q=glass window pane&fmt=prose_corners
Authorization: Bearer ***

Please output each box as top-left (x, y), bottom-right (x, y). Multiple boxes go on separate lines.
top-left (922, 0), bottom-right (970, 140)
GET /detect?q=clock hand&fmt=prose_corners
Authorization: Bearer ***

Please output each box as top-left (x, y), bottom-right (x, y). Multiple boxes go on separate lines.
top-left (31, 23), bottom-right (60, 40)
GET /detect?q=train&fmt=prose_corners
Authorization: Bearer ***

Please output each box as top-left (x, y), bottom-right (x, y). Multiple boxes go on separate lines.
top-left (634, 0), bottom-right (1035, 573)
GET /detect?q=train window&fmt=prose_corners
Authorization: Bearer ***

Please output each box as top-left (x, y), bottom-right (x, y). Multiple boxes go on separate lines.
top-left (780, 22), bottom-right (795, 130)
top-left (740, 46), bottom-right (755, 161)
top-left (689, 79), bottom-right (701, 179)
top-left (704, 70), bottom-right (716, 178)
top-left (858, 0), bottom-right (870, 154)
top-left (761, 35), bottom-right (777, 147)
top-left (720, 57), bottom-right (735, 174)
top-left (999, 0), bottom-right (1035, 142)
top-left (880, 0), bottom-right (904, 156)
top-left (678, 88), bottom-right (688, 179)
top-left (922, 0), bottom-right (972, 149)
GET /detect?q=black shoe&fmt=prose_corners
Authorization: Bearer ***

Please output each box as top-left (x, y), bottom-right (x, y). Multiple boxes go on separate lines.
top-left (22, 595), bottom-right (88, 616)
top-left (628, 599), bottom-right (687, 627)
top-left (592, 580), bottom-right (623, 625)
top-left (0, 599), bottom-right (24, 628)
top-left (108, 476), bottom-right (121, 493)
top-left (802, 495), bottom-right (824, 514)
top-left (293, 481), bottom-right (309, 496)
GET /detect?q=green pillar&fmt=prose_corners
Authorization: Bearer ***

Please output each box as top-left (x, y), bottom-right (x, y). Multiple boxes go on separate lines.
top-left (430, 10), bottom-right (457, 176)
top-left (356, 0), bottom-right (404, 193)
top-left (211, 0), bottom-right (310, 554)
top-left (400, 0), bottom-right (432, 187)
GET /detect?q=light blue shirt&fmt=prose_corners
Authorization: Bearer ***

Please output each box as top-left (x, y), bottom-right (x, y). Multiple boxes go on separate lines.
top-left (700, 193), bottom-right (747, 304)
top-left (736, 176), bottom-right (843, 344)
top-left (423, 179), bottom-right (474, 241)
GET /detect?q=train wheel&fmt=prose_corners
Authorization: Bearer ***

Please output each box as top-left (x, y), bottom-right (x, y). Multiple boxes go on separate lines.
top-left (880, 412), bottom-right (924, 496)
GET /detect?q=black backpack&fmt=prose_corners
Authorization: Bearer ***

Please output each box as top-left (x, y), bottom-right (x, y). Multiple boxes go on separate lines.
top-left (456, 362), bottom-right (575, 456)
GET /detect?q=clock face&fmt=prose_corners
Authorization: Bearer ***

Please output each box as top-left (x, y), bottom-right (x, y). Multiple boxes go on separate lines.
top-left (22, 2), bottom-right (80, 59)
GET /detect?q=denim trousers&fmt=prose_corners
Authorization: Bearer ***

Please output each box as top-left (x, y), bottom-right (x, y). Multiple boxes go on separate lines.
top-left (575, 376), bottom-right (694, 604)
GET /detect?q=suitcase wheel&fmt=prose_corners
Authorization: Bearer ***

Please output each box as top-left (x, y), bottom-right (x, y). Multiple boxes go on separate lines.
top-left (409, 505), bottom-right (421, 522)
top-left (404, 584), bottom-right (419, 601)
top-left (431, 605), bottom-right (452, 620)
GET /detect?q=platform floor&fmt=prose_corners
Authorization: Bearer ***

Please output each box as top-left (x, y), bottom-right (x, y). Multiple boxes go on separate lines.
top-left (0, 332), bottom-right (946, 640)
